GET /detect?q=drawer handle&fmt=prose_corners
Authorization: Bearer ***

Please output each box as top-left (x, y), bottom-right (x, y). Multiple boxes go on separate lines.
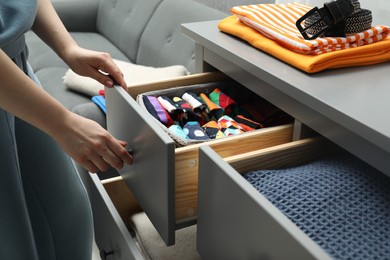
top-left (99, 249), bottom-right (114, 260)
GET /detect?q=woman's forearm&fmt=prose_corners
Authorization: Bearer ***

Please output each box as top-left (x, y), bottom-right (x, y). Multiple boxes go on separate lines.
top-left (0, 49), bottom-right (133, 172)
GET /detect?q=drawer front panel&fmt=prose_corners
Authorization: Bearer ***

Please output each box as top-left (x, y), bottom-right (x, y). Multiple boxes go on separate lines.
top-left (106, 86), bottom-right (176, 246)
top-left (197, 141), bottom-right (332, 260)
top-left (87, 173), bottom-right (143, 260)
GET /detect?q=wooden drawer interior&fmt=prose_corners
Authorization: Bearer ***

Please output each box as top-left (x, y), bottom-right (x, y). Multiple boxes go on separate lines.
top-left (100, 123), bottom-right (296, 227)
top-left (174, 123), bottom-right (294, 222)
top-left (104, 71), bottom-right (299, 244)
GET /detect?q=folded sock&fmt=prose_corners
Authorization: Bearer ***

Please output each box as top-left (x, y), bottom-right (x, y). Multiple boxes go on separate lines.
top-left (218, 115), bottom-right (244, 136)
top-left (168, 125), bottom-right (189, 140)
top-left (183, 121), bottom-right (210, 140)
top-left (209, 88), bottom-right (238, 116)
top-left (202, 121), bottom-right (225, 139)
top-left (200, 93), bottom-right (224, 120)
top-left (172, 96), bottom-right (193, 113)
top-left (143, 95), bottom-right (174, 127)
top-left (234, 115), bottom-right (263, 131)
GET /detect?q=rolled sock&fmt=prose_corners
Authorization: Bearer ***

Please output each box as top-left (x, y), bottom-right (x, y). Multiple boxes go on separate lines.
top-left (158, 95), bottom-right (189, 126)
top-left (234, 115), bottom-right (263, 131)
top-left (183, 121), bottom-right (210, 140)
top-left (170, 96), bottom-right (196, 125)
top-left (182, 92), bottom-right (207, 116)
top-left (171, 96), bottom-right (192, 112)
top-left (202, 121), bottom-right (225, 139)
top-left (209, 88), bottom-right (238, 116)
top-left (200, 93), bottom-right (224, 120)
top-left (92, 95), bottom-right (106, 113)
top-left (158, 96), bottom-right (178, 113)
top-left (143, 95), bottom-right (174, 127)
top-left (218, 115), bottom-right (244, 136)
top-left (168, 125), bottom-right (189, 140)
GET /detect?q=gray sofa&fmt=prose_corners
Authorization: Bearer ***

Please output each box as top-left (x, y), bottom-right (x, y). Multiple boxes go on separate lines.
top-left (26, 0), bottom-right (226, 128)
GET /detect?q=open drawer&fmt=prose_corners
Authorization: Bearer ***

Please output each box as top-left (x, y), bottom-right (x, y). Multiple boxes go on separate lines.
top-left (197, 137), bottom-right (335, 259)
top-left (104, 72), bottom-right (295, 245)
top-left (197, 136), bottom-right (390, 259)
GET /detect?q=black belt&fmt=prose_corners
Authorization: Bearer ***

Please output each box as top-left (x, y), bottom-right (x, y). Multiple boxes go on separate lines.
top-left (296, 0), bottom-right (372, 40)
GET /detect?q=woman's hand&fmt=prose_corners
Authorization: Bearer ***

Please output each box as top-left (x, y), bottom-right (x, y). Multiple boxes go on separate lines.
top-left (63, 45), bottom-right (128, 90)
top-left (53, 112), bottom-right (133, 173)
top-left (32, 0), bottom-right (127, 91)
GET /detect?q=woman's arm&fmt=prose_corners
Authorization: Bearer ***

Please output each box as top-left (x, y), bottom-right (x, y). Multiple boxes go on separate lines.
top-left (31, 0), bottom-right (127, 89)
top-left (0, 50), bottom-right (133, 173)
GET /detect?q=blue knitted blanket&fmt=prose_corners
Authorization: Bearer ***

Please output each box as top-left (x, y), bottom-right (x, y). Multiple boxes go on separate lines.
top-left (244, 153), bottom-right (390, 259)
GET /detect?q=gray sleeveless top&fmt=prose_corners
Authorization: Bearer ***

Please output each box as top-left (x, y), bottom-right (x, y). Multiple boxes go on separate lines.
top-left (0, 0), bottom-right (38, 71)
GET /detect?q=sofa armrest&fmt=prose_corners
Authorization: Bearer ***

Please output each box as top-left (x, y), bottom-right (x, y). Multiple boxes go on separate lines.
top-left (52, 0), bottom-right (100, 32)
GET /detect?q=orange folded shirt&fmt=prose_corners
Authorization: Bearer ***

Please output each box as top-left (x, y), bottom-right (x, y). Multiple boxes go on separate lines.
top-left (218, 15), bottom-right (390, 73)
top-left (230, 3), bottom-right (389, 55)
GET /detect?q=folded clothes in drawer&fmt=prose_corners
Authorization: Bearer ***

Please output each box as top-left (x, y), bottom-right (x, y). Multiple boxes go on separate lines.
top-left (244, 152), bottom-right (390, 259)
top-left (137, 81), bottom-right (293, 146)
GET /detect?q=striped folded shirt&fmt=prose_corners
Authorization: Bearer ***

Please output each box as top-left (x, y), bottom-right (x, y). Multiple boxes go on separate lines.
top-left (230, 3), bottom-right (389, 55)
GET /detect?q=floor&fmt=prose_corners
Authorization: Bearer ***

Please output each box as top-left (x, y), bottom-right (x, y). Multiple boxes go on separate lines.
top-left (92, 240), bottom-right (101, 260)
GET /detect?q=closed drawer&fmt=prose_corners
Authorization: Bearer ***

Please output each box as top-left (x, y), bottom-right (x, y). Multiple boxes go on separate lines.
top-left (197, 136), bottom-right (390, 259)
top-left (105, 72), bottom-right (295, 245)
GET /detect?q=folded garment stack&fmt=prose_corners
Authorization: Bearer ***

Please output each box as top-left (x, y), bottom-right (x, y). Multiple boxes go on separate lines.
top-left (145, 89), bottom-right (258, 141)
top-left (218, 1), bottom-right (390, 73)
top-left (244, 152), bottom-right (390, 259)
top-left (141, 87), bottom-right (291, 142)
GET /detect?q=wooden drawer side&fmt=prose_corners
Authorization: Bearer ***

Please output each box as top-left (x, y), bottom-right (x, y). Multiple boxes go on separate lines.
top-left (174, 124), bottom-right (295, 222)
top-left (226, 136), bottom-right (335, 174)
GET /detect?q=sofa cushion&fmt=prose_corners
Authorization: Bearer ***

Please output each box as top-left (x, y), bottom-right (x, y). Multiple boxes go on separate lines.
top-left (26, 31), bottom-right (68, 71)
top-left (96, 0), bottom-right (163, 63)
top-left (34, 67), bottom-right (91, 110)
top-left (52, 0), bottom-right (100, 32)
top-left (26, 31), bottom-right (130, 72)
top-left (136, 0), bottom-right (227, 73)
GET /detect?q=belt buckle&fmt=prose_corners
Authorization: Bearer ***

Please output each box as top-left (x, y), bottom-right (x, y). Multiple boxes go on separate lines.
top-left (296, 7), bottom-right (330, 40)
top-left (296, 0), bottom-right (354, 40)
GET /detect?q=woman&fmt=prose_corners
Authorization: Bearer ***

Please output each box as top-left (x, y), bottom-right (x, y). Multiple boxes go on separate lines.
top-left (0, 0), bottom-right (133, 259)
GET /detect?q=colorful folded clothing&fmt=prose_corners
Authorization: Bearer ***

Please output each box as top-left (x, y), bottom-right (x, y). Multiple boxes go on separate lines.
top-left (183, 121), bottom-right (210, 140)
top-left (218, 11), bottom-right (390, 73)
top-left (234, 115), bottom-right (263, 131)
top-left (200, 93), bottom-right (224, 120)
top-left (209, 88), bottom-right (238, 116)
top-left (158, 96), bottom-right (188, 126)
top-left (182, 92), bottom-right (207, 115)
top-left (168, 125), bottom-right (189, 140)
top-left (202, 120), bottom-right (225, 139)
top-left (142, 95), bottom-right (174, 127)
top-left (230, 3), bottom-right (389, 55)
top-left (218, 115), bottom-right (245, 136)
top-left (183, 92), bottom-right (212, 125)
